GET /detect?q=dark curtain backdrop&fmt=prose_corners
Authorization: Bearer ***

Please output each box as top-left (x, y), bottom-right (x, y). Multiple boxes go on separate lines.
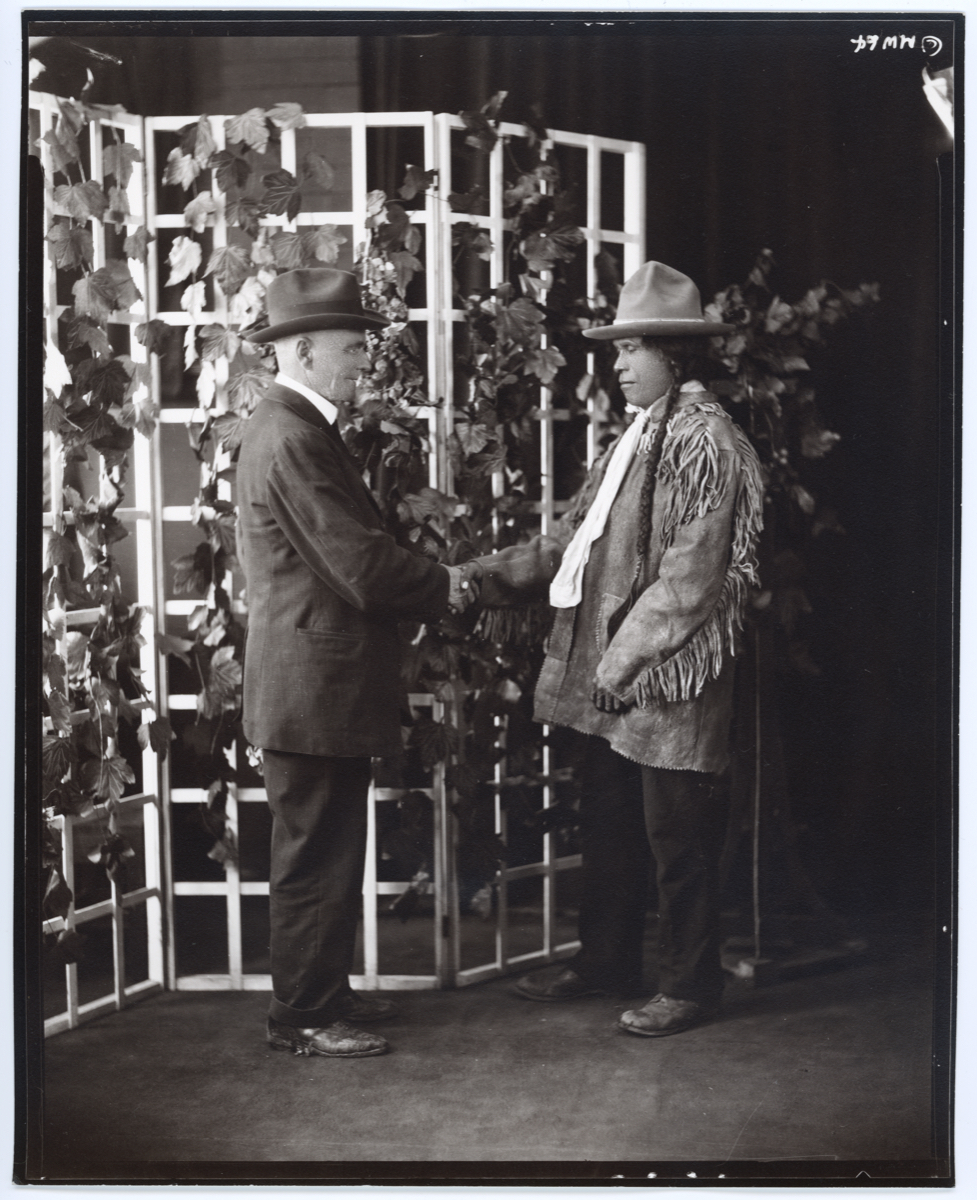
top-left (361, 22), bottom-right (957, 917)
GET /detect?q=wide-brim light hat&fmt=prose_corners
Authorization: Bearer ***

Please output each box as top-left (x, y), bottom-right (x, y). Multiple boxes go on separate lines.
top-left (583, 261), bottom-right (734, 339)
top-left (246, 267), bottom-right (390, 344)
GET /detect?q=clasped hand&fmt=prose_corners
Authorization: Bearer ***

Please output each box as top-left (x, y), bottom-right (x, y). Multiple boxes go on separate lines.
top-left (446, 561), bottom-right (483, 614)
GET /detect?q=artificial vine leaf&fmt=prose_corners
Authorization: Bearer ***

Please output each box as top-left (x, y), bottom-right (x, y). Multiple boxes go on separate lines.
top-left (399, 164), bottom-right (438, 200)
top-left (199, 644), bottom-right (243, 718)
top-left (226, 108), bottom-right (270, 155)
top-left (166, 235), bottom-right (203, 287)
top-left (200, 323), bottom-right (242, 362)
top-left (42, 124), bottom-right (78, 173)
top-left (172, 543), bottom-right (213, 595)
top-left (495, 296), bottom-right (545, 345)
top-left (411, 716), bottom-right (460, 770)
top-left (183, 191), bottom-right (217, 234)
top-left (54, 180), bottom-right (109, 222)
top-left (459, 91), bottom-right (507, 153)
top-left (520, 222), bottom-right (585, 272)
top-left (43, 734), bottom-right (75, 785)
top-left (47, 221), bottom-right (94, 271)
top-left (448, 186), bottom-right (486, 214)
top-left (397, 487), bottom-right (457, 526)
top-left (123, 225), bottom-right (153, 263)
top-left (376, 202), bottom-right (410, 249)
top-left (260, 169), bottom-right (302, 222)
top-left (43, 868), bottom-right (73, 922)
top-left (137, 716), bottom-right (174, 761)
top-left (103, 259), bottom-right (142, 312)
top-left (523, 345), bottom-right (566, 385)
top-left (184, 289), bottom-right (204, 329)
top-left (81, 754), bottom-right (136, 805)
top-left (267, 101), bottom-right (307, 130)
top-left (105, 184), bottom-right (130, 234)
top-left (225, 196), bottom-right (261, 237)
top-left (453, 223), bottom-right (493, 261)
top-left (102, 141), bottom-right (142, 189)
top-left (211, 150), bottom-right (252, 194)
top-left (66, 315), bottom-right (111, 359)
top-left (270, 231), bottom-right (305, 270)
top-left (389, 250), bottom-right (423, 296)
top-left (211, 412), bottom-right (246, 453)
top-left (43, 395), bottom-right (71, 434)
top-left (303, 224), bottom-right (347, 264)
top-left (206, 245), bottom-right (252, 297)
top-left (72, 271), bottom-right (118, 322)
top-left (45, 689), bottom-right (73, 736)
top-left (182, 115), bottom-right (216, 166)
top-left (44, 531), bottom-right (74, 570)
top-left (453, 420), bottom-right (492, 457)
top-left (157, 632), bottom-right (194, 667)
top-left (302, 151), bottom-right (335, 190)
top-left (118, 391), bottom-right (159, 440)
top-left (163, 147), bottom-right (199, 190)
top-left (228, 364), bottom-right (273, 413)
top-left (229, 275), bottom-right (265, 327)
top-left (135, 318), bottom-right (172, 356)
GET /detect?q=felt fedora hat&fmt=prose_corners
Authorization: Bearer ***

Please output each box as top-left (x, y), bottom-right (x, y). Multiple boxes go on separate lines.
top-left (246, 267), bottom-right (390, 344)
top-left (583, 261), bottom-right (734, 340)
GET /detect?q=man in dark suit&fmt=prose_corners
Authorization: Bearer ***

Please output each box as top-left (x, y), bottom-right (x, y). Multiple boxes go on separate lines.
top-left (237, 268), bottom-right (477, 1058)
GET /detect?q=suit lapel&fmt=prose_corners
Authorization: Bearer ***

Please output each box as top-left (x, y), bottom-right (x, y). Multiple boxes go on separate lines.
top-left (267, 383), bottom-right (385, 523)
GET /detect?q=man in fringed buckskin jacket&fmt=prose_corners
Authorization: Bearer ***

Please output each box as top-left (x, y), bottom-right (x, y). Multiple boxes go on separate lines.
top-left (482, 261), bottom-right (764, 1038)
top-left (238, 269), bottom-right (479, 1059)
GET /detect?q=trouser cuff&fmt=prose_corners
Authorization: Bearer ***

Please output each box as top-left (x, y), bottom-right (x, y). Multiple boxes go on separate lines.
top-left (268, 995), bottom-right (343, 1027)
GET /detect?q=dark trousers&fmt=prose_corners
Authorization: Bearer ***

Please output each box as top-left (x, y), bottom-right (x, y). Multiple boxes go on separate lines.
top-left (263, 750), bottom-right (371, 1026)
top-left (572, 736), bottom-right (727, 1005)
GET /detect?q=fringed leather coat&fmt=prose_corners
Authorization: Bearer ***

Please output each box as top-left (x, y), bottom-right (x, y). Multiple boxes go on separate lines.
top-left (533, 386), bottom-right (763, 774)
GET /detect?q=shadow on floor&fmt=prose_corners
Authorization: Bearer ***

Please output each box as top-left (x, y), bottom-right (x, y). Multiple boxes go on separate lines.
top-left (35, 914), bottom-right (942, 1181)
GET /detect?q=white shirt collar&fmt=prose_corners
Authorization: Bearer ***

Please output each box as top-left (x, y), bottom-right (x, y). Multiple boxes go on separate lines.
top-left (275, 371), bottom-right (339, 426)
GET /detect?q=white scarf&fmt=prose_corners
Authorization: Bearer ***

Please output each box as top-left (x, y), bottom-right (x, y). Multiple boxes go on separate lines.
top-left (549, 382), bottom-right (705, 609)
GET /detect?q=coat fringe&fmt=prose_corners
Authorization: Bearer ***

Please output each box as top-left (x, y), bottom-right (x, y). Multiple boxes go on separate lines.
top-left (632, 401), bottom-right (765, 705)
top-left (475, 602), bottom-right (554, 647)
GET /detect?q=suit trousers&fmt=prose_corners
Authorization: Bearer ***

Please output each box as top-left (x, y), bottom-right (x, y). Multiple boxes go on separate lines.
top-left (571, 735), bottom-right (727, 1005)
top-left (263, 750), bottom-right (371, 1026)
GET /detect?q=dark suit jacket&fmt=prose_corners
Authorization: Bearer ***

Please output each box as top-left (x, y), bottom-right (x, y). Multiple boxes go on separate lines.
top-left (237, 382), bottom-right (450, 757)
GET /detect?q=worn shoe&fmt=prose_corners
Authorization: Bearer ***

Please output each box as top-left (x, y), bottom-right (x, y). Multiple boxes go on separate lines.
top-left (336, 991), bottom-right (400, 1023)
top-left (513, 965), bottom-right (608, 1002)
top-left (617, 993), bottom-right (717, 1038)
top-left (267, 1017), bottom-right (389, 1058)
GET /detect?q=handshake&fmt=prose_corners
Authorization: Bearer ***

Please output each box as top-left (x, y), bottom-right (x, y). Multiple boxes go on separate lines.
top-left (443, 535), bottom-right (564, 617)
top-left (445, 561), bottom-right (484, 615)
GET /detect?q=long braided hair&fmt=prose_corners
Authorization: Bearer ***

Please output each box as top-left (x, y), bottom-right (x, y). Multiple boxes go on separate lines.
top-left (633, 336), bottom-right (714, 574)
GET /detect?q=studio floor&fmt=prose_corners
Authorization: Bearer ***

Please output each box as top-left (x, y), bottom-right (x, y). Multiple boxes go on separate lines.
top-left (35, 916), bottom-right (943, 1183)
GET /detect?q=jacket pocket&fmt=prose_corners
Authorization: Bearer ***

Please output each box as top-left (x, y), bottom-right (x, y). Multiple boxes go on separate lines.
top-left (295, 626), bottom-right (360, 641)
top-left (597, 592), bottom-right (629, 655)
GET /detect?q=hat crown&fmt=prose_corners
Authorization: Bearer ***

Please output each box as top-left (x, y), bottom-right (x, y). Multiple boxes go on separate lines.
top-left (616, 261), bottom-right (706, 325)
top-left (265, 268), bottom-right (365, 329)
top-left (247, 267), bottom-right (389, 343)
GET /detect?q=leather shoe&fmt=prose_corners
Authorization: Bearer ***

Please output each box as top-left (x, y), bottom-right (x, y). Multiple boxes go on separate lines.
top-left (267, 1017), bottom-right (389, 1058)
top-left (336, 991), bottom-right (400, 1023)
top-left (513, 966), bottom-right (608, 1002)
top-left (617, 993), bottom-right (717, 1038)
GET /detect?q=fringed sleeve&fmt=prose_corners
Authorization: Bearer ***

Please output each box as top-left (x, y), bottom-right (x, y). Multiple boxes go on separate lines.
top-left (594, 402), bottom-right (765, 705)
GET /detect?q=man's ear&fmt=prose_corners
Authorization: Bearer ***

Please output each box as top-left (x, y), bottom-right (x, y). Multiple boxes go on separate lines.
top-left (294, 336), bottom-right (313, 369)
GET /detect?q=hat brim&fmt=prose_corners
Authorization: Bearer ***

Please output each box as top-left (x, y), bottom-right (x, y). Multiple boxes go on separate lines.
top-left (246, 311), bottom-right (391, 344)
top-left (583, 318), bottom-right (735, 340)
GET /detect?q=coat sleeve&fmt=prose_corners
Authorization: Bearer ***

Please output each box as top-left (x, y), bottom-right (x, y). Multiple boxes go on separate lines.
top-left (266, 429), bottom-right (450, 619)
top-left (593, 452), bottom-right (738, 700)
